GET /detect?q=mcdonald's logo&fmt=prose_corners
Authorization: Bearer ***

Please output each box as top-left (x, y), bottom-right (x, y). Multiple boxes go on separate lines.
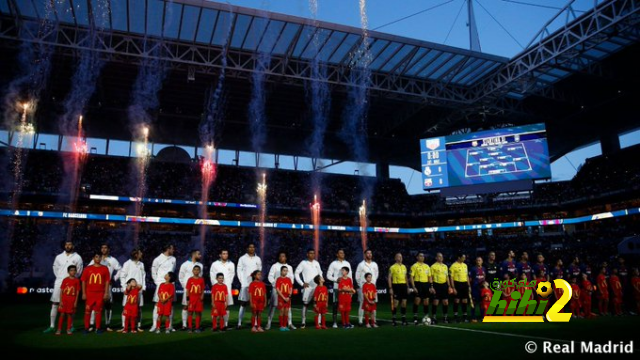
top-left (190, 285), bottom-right (202, 294)
top-left (366, 291), bottom-right (376, 299)
top-left (214, 291), bottom-right (226, 301)
top-left (317, 293), bottom-right (326, 301)
top-left (89, 273), bottom-right (102, 285)
top-left (253, 288), bottom-right (263, 297)
top-left (64, 286), bottom-right (75, 296)
top-left (129, 295), bottom-right (137, 304)
top-left (160, 292), bottom-right (170, 301)
top-left (279, 284), bottom-right (290, 294)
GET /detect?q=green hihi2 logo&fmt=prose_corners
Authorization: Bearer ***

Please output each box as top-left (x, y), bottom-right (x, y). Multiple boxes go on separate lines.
top-left (483, 279), bottom-right (572, 323)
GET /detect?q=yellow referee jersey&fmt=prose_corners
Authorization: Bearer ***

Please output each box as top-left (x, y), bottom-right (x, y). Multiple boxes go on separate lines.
top-left (449, 262), bottom-right (468, 282)
top-left (431, 262), bottom-right (448, 284)
top-left (389, 263), bottom-right (408, 284)
top-left (410, 262), bottom-right (431, 283)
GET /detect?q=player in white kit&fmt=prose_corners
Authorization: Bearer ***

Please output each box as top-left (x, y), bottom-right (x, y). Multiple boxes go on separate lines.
top-left (236, 243), bottom-right (262, 329)
top-left (265, 251), bottom-right (295, 330)
top-left (210, 249), bottom-right (235, 328)
top-left (178, 249), bottom-right (203, 330)
top-left (294, 249), bottom-right (323, 328)
top-left (88, 243), bottom-right (121, 332)
top-left (118, 248), bottom-right (146, 332)
top-left (355, 249), bottom-right (379, 326)
top-left (326, 249), bottom-right (352, 328)
top-left (44, 240), bottom-right (83, 333)
top-left (150, 244), bottom-right (176, 332)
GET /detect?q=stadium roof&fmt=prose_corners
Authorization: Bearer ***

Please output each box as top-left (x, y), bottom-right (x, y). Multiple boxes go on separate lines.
top-left (0, 0), bottom-right (639, 170)
top-left (3, 0), bottom-right (507, 87)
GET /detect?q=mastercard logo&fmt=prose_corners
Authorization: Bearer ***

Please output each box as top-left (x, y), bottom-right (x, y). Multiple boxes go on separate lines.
top-left (16, 287), bottom-right (28, 295)
top-left (232, 289), bottom-right (239, 296)
top-left (293, 289), bottom-right (299, 295)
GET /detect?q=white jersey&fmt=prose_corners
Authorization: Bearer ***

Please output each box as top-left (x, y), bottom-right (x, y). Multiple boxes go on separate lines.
top-left (237, 254), bottom-right (262, 288)
top-left (89, 256), bottom-right (122, 283)
top-left (210, 260), bottom-right (236, 305)
top-left (50, 251), bottom-right (83, 303)
top-left (267, 262), bottom-right (294, 285)
top-left (151, 253), bottom-right (176, 284)
top-left (52, 252), bottom-right (84, 281)
top-left (327, 260), bottom-right (352, 289)
top-left (355, 260), bottom-right (379, 288)
top-left (178, 260), bottom-right (204, 289)
top-left (119, 259), bottom-right (146, 290)
top-left (294, 260), bottom-right (323, 287)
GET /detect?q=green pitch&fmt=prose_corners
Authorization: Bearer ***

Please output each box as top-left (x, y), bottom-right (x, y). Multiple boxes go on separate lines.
top-left (4, 296), bottom-right (637, 359)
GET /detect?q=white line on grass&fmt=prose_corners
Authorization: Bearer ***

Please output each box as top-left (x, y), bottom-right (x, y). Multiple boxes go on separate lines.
top-left (290, 307), bottom-right (571, 343)
top-left (429, 325), bottom-right (571, 343)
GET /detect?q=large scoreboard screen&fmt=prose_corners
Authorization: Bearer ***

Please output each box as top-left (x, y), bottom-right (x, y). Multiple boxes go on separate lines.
top-left (420, 123), bottom-right (551, 190)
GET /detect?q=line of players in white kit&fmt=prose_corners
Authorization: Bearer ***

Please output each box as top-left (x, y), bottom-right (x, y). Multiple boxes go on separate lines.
top-left (44, 240), bottom-right (379, 333)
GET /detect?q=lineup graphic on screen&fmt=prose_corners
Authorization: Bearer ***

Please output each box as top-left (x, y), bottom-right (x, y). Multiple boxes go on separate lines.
top-left (420, 123), bottom-right (551, 190)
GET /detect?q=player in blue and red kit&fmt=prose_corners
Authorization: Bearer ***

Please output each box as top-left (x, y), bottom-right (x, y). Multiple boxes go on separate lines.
top-left (516, 252), bottom-right (532, 282)
top-left (500, 250), bottom-right (517, 279)
top-left (532, 253), bottom-right (548, 279)
top-left (568, 256), bottom-right (582, 279)
top-left (551, 259), bottom-right (564, 281)
top-left (468, 256), bottom-right (486, 322)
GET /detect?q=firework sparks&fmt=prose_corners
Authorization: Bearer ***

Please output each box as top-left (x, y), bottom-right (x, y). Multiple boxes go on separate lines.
top-left (199, 144), bottom-right (217, 252)
top-left (132, 125), bottom-right (151, 247)
top-left (257, 172), bottom-right (267, 259)
top-left (11, 102), bottom-right (33, 210)
top-left (68, 115), bottom-right (88, 210)
top-left (359, 199), bottom-right (368, 254)
top-left (311, 194), bottom-right (321, 258)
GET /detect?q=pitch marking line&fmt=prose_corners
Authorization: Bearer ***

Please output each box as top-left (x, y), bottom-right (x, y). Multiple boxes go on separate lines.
top-left (430, 325), bottom-right (571, 343)
top-left (292, 307), bottom-right (570, 343)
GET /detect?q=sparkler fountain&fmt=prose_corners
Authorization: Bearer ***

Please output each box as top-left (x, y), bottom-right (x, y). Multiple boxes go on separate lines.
top-left (257, 173), bottom-right (267, 260)
top-left (132, 125), bottom-right (150, 248)
top-left (11, 102), bottom-right (33, 209)
top-left (311, 194), bottom-right (321, 257)
top-left (359, 199), bottom-right (368, 253)
top-left (199, 144), bottom-right (217, 251)
top-left (67, 115), bottom-right (88, 212)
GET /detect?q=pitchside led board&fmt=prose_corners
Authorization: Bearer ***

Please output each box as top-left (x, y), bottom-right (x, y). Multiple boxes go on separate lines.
top-left (420, 123), bottom-right (551, 190)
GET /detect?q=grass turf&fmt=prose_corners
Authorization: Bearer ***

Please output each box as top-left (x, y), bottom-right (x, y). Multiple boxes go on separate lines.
top-left (3, 296), bottom-right (638, 359)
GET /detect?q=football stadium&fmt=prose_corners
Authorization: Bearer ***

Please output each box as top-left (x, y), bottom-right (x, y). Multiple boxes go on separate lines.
top-left (1, 0), bottom-right (639, 358)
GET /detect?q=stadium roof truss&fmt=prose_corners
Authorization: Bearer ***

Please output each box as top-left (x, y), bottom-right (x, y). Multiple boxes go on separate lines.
top-left (0, 0), bottom-right (638, 132)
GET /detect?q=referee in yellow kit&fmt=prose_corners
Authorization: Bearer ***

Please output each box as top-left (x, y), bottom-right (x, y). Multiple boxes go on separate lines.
top-left (388, 253), bottom-right (409, 326)
top-left (431, 252), bottom-right (449, 324)
top-left (449, 253), bottom-right (471, 323)
top-left (409, 253), bottom-right (432, 325)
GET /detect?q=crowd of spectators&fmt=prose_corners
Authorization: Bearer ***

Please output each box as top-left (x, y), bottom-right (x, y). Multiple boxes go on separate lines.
top-left (3, 144), bottom-right (639, 216)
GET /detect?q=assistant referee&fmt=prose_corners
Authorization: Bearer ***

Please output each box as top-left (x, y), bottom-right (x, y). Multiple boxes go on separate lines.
top-left (410, 253), bottom-right (432, 325)
top-left (430, 253), bottom-right (449, 324)
top-left (449, 253), bottom-right (470, 323)
top-left (388, 253), bottom-right (409, 326)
